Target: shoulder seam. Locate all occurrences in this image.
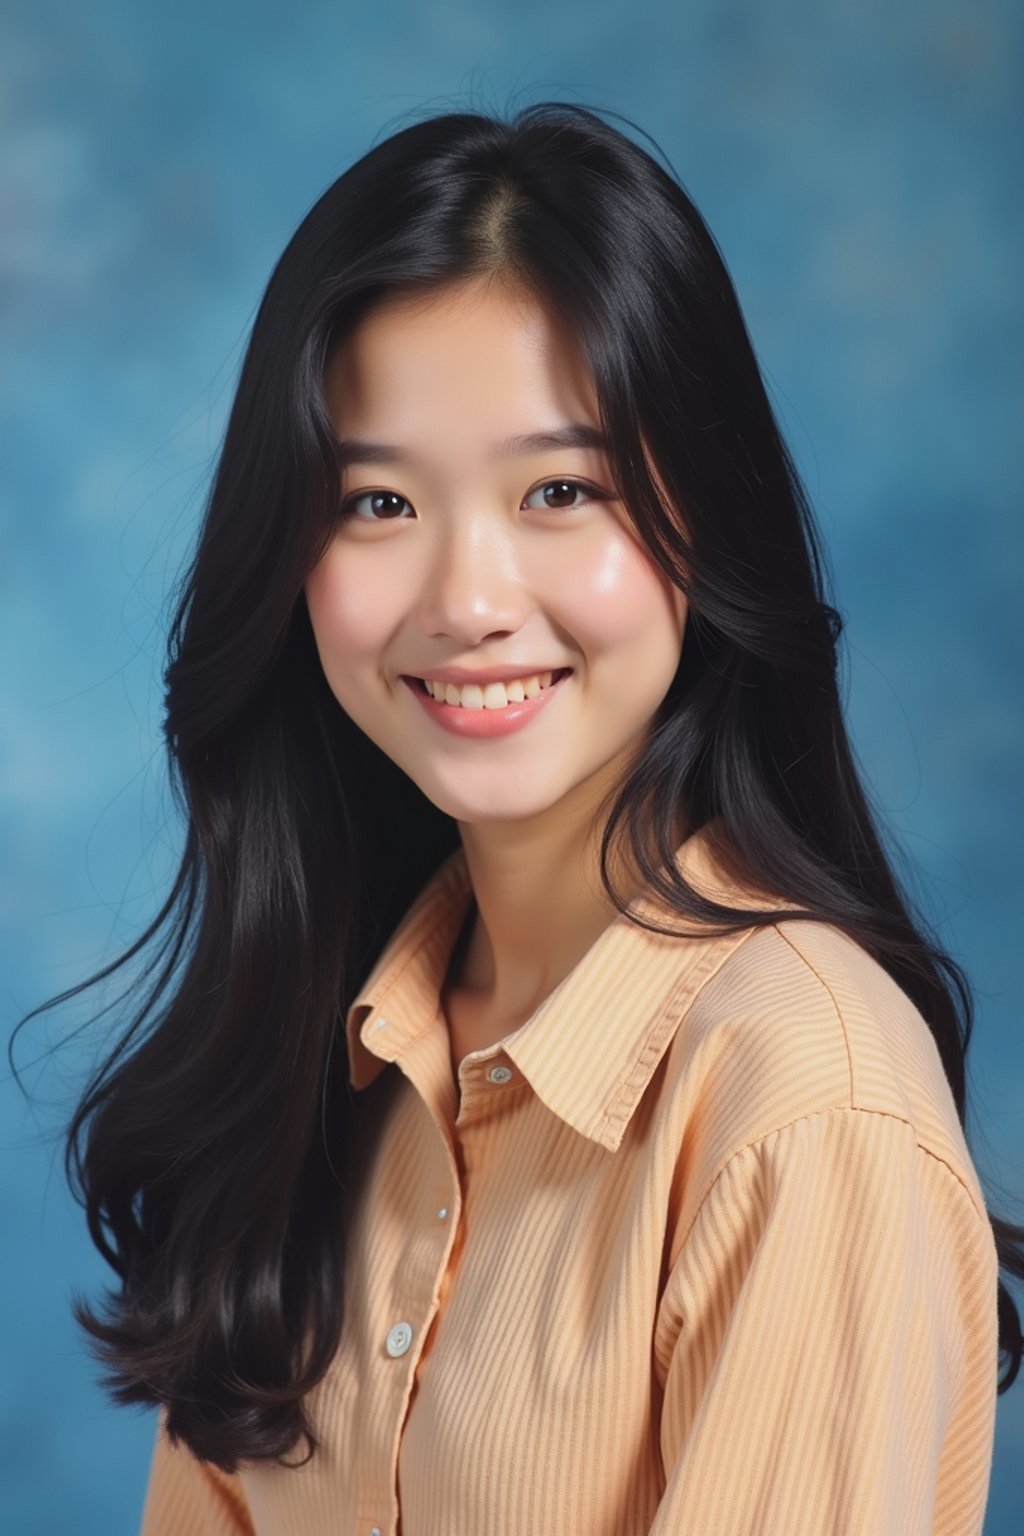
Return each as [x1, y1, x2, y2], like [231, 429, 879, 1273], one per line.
[762, 923, 985, 1224]
[674, 1104, 989, 1262]
[769, 920, 855, 1102]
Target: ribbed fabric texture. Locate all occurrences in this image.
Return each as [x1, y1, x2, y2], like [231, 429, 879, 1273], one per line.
[139, 819, 999, 1535]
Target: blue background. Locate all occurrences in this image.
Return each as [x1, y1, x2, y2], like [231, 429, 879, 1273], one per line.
[2, 1, 1021, 1529]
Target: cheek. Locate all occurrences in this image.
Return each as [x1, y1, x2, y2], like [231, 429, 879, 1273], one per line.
[562, 532, 684, 661]
[305, 551, 390, 666]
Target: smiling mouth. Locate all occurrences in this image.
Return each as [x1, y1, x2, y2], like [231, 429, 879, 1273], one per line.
[406, 668, 572, 708]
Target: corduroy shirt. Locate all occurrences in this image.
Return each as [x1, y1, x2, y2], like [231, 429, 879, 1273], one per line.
[139, 819, 999, 1535]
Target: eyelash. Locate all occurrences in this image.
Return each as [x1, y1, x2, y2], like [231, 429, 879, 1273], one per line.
[337, 477, 611, 523]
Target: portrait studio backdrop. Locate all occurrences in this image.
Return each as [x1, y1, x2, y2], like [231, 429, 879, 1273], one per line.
[2, 1, 1021, 1531]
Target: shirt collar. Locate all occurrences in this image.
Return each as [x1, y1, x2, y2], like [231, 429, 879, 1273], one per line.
[345, 816, 788, 1151]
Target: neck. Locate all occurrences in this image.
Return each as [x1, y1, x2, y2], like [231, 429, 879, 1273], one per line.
[448, 766, 687, 1025]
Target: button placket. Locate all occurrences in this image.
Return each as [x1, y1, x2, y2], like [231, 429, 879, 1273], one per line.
[359, 1018, 464, 1536]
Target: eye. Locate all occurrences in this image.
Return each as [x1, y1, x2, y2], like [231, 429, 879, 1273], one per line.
[339, 489, 413, 522]
[337, 477, 611, 523]
[522, 478, 607, 512]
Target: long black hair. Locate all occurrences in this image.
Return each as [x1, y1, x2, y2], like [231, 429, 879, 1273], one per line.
[12, 100, 1022, 1472]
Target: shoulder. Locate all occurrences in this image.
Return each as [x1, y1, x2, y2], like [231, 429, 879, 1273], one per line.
[666, 917, 986, 1224]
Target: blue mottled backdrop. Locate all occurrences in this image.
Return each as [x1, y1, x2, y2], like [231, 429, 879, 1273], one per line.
[2, 1, 1021, 1530]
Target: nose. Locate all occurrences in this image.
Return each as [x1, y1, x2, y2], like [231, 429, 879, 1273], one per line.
[416, 515, 531, 644]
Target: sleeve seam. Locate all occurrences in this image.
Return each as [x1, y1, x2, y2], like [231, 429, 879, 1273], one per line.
[767, 921, 988, 1228]
[672, 1103, 987, 1265]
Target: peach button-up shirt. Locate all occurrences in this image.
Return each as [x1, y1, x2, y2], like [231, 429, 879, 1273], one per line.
[140, 819, 999, 1535]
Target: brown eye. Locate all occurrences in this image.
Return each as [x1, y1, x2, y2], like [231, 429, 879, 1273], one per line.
[341, 490, 411, 522]
[523, 478, 601, 512]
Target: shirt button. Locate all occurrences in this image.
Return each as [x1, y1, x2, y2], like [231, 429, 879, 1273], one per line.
[488, 1064, 513, 1084]
[375, 1017, 389, 1030]
[370, 1528, 381, 1536]
[437, 1206, 448, 1219]
[386, 1320, 414, 1357]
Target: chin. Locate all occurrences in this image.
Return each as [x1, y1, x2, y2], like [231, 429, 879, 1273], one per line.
[415, 780, 571, 826]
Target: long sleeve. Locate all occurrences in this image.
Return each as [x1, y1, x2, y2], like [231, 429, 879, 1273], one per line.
[139, 1407, 254, 1536]
[649, 1107, 999, 1535]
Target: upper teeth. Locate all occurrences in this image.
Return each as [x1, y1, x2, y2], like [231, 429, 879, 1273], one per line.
[423, 671, 561, 708]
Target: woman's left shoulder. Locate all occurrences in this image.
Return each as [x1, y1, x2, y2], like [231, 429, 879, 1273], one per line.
[680, 916, 987, 1222]
[697, 914, 936, 1060]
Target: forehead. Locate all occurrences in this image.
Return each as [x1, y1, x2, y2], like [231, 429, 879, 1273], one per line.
[322, 275, 601, 439]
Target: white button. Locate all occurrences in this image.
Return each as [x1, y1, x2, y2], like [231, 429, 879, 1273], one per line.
[437, 1206, 448, 1219]
[370, 1527, 381, 1535]
[375, 1017, 389, 1030]
[385, 1320, 413, 1357]
[488, 1064, 513, 1084]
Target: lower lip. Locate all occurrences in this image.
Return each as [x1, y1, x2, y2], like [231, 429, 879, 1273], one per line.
[401, 670, 573, 737]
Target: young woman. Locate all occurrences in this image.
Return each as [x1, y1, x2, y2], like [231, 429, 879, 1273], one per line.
[18, 101, 1022, 1534]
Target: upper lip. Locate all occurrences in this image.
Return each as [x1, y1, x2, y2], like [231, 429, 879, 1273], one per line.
[405, 664, 573, 685]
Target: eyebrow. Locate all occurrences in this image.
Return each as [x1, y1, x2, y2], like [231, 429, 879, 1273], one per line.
[332, 423, 611, 468]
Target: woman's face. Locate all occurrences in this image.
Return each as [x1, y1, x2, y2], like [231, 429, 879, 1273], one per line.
[305, 274, 688, 830]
